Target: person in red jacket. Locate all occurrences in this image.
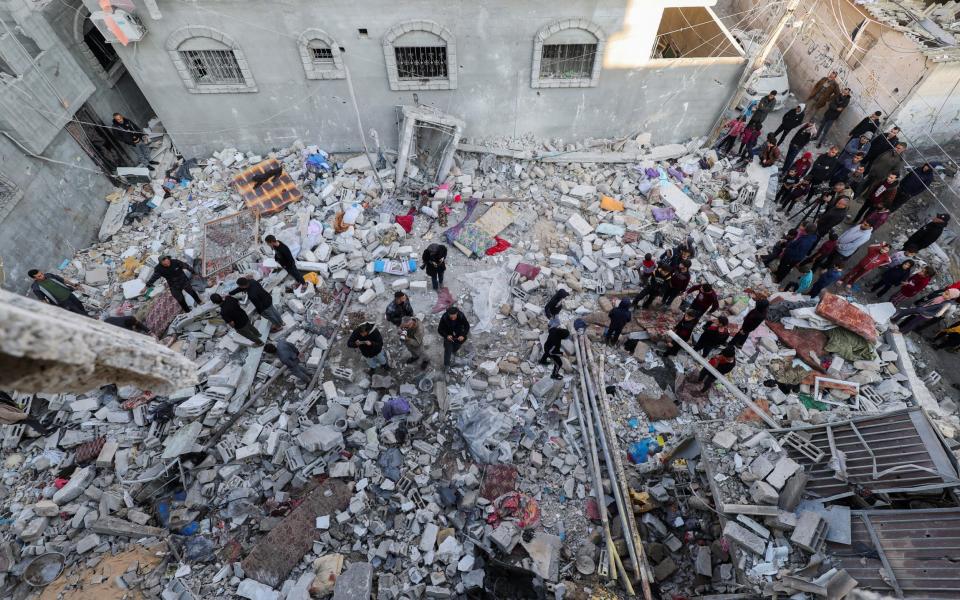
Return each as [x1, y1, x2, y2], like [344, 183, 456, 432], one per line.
[842, 242, 891, 287]
[891, 266, 935, 304]
[853, 172, 899, 223]
[661, 261, 692, 308]
[864, 206, 891, 230]
[697, 346, 736, 392]
[684, 282, 720, 318]
[791, 151, 814, 178]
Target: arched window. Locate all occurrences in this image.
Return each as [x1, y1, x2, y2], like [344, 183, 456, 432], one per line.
[532, 19, 605, 89]
[382, 20, 456, 91]
[298, 29, 345, 80]
[166, 26, 256, 94]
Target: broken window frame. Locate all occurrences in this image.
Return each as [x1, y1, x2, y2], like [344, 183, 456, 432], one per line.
[650, 7, 744, 61]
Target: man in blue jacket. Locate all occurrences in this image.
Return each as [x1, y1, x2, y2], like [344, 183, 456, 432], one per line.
[774, 227, 818, 283]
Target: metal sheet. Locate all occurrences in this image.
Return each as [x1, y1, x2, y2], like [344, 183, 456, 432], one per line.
[827, 508, 960, 599]
[775, 408, 959, 499]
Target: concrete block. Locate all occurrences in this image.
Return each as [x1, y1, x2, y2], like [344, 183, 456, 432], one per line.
[722, 521, 766, 556]
[76, 533, 100, 554]
[765, 456, 802, 490]
[331, 562, 373, 600]
[749, 481, 779, 505]
[237, 578, 279, 600]
[712, 429, 738, 450]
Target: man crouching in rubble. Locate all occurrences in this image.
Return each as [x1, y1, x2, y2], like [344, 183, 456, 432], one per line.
[438, 305, 470, 368]
[348, 322, 390, 374]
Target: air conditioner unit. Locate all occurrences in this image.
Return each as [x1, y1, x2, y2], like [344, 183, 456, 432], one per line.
[90, 9, 147, 45]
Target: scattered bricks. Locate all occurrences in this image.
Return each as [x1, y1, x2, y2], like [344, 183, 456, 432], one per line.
[53, 466, 94, 505]
[489, 522, 520, 553]
[19, 517, 48, 542]
[749, 481, 779, 505]
[580, 256, 599, 272]
[749, 456, 775, 480]
[358, 289, 377, 304]
[236, 444, 262, 461]
[712, 429, 738, 450]
[89, 517, 165, 538]
[420, 523, 440, 552]
[566, 214, 593, 238]
[242, 480, 350, 588]
[791, 511, 828, 553]
[780, 431, 826, 463]
[549, 253, 568, 266]
[76, 533, 100, 554]
[778, 472, 808, 512]
[299, 425, 343, 453]
[331, 562, 373, 600]
[694, 546, 711, 577]
[735, 515, 771, 539]
[765, 457, 802, 490]
[323, 381, 339, 401]
[722, 521, 767, 556]
[331, 367, 353, 381]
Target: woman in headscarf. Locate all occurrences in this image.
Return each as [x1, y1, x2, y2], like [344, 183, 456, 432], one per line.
[892, 288, 960, 334]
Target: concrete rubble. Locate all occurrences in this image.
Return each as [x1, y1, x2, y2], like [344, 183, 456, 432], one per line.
[1, 124, 959, 600]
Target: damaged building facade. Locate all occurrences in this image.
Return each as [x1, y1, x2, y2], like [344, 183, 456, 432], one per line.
[0, 0, 151, 289]
[77, 0, 748, 158]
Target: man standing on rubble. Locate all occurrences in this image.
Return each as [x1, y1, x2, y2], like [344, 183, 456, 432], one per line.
[422, 243, 448, 291]
[539, 326, 570, 380]
[693, 316, 730, 356]
[28, 270, 89, 316]
[399, 316, 428, 368]
[113, 112, 155, 169]
[264, 235, 306, 289]
[348, 322, 390, 373]
[661, 260, 692, 308]
[438, 306, 470, 368]
[664, 310, 700, 356]
[904, 213, 950, 251]
[697, 346, 737, 392]
[145, 256, 203, 314]
[544, 288, 569, 320]
[730, 298, 769, 348]
[210, 293, 264, 346]
[264, 341, 312, 384]
[683, 282, 719, 319]
[604, 299, 633, 346]
[230, 277, 283, 332]
[385, 291, 414, 327]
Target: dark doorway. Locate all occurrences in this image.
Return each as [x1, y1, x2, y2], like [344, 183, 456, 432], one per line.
[65, 103, 129, 181]
[83, 17, 120, 72]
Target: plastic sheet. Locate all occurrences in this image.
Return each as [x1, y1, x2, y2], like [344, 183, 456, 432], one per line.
[464, 267, 512, 332]
[456, 401, 514, 464]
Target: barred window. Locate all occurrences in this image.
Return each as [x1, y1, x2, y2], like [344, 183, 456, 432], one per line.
[394, 46, 448, 80]
[310, 46, 334, 66]
[180, 49, 244, 85]
[0, 172, 18, 201]
[540, 44, 595, 79]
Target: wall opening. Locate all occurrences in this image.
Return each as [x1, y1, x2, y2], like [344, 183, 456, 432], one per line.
[653, 7, 741, 59]
[83, 16, 119, 72]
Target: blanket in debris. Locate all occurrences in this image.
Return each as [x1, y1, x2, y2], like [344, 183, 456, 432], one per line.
[824, 327, 876, 362]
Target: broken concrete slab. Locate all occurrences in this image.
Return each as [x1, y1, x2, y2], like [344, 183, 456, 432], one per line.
[89, 516, 166, 538]
[331, 562, 373, 600]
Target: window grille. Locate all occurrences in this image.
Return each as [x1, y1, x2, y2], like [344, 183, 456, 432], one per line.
[394, 46, 447, 80]
[0, 172, 20, 208]
[310, 46, 334, 66]
[540, 44, 595, 79]
[179, 49, 244, 85]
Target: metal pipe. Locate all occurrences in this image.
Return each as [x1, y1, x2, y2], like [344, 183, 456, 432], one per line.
[667, 330, 778, 428]
[586, 340, 653, 600]
[572, 385, 618, 581]
[575, 334, 642, 588]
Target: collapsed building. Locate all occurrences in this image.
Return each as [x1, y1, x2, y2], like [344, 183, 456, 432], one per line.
[1, 102, 959, 600]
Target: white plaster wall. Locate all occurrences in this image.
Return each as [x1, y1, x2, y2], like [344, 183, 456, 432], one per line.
[84, 0, 747, 157]
[895, 63, 960, 155]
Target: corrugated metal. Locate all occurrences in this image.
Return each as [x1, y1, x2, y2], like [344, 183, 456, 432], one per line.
[777, 408, 959, 500]
[828, 508, 960, 599]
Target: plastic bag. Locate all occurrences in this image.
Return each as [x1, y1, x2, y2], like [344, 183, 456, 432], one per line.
[395, 213, 414, 233]
[457, 401, 513, 464]
[382, 397, 410, 420]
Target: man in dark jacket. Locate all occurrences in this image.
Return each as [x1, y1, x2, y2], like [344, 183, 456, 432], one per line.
[665, 311, 700, 356]
[229, 277, 282, 330]
[771, 105, 805, 145]
[661, 261, 692, 308]
[817, 88, 851, 147]
[693, 316, 730, 357]
[633, 265, 671, 309]
[804, 147, 840, 201]
[775, 230, 818, 282]
[604, 299, 632, 346]
[113, 112, 153, 168]
[848, 111, 882, 141]
[864, 142, 906, 190]
[28, 270, 88, 316]
[539, 326, 570, 380]
[862, 128, 900, 169]
[348, 322, 389, 372]
[783, 123, 816, 176]
[854, 173, 899, 223]
[146, 255, 203, 313]
[438, 306, 470, 367]
[422, 243, 448, 290]
[265, 340, 312, 384]
[890, 163, 934, 213]
[814, 197, 849, 240]
[905, 214, 950, 251]
[684, 283, 719, 318]
[731, 298, 769, 347]
[385, 291, 414, 327]
[210, 293, 263, 345]
[749, 91, 778, 127]
[264, 235, 306, 288]
[544, 289, 569, 319]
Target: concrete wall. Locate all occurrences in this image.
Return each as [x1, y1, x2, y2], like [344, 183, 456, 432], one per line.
[895, 63, 960, 163]
[87, 0, 746, 157]
[0, 0, 152, 294]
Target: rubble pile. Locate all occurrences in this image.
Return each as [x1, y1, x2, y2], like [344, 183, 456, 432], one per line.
[2, 118, 959, 600]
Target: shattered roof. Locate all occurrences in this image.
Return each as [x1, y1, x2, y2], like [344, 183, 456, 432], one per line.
[828, 507, 960, 599]
[857, 0, 960, 62]
[776, 407, 960, 501]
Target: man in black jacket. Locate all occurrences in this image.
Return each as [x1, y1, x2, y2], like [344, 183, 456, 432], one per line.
[770, 105, 805, 146]
[422, 243, 448, 290]
[539, 326, 570, 380]
[230, 277, 283, 331]
[748, 91, 777, 127]
[862, 127, 900, 169]
[848, 111, 882, 142]
[210, 293, 264, 345]
[348, 322, 389, 372]
[904, 214, 950, 251]
[814, 197, 849, 241]
[146, 256, 202, 313]
[817, 88, 851, 147]
[264, 235, 306, 288]
[385, 291, 414, 327]
[438, 306, 470, 368]
[804, 146, 840, 200]
[112, 112, 154, 168]
[28, 270, 88, 316]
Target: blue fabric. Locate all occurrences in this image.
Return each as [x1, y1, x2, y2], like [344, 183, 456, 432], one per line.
[783, 234, 818, 263]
